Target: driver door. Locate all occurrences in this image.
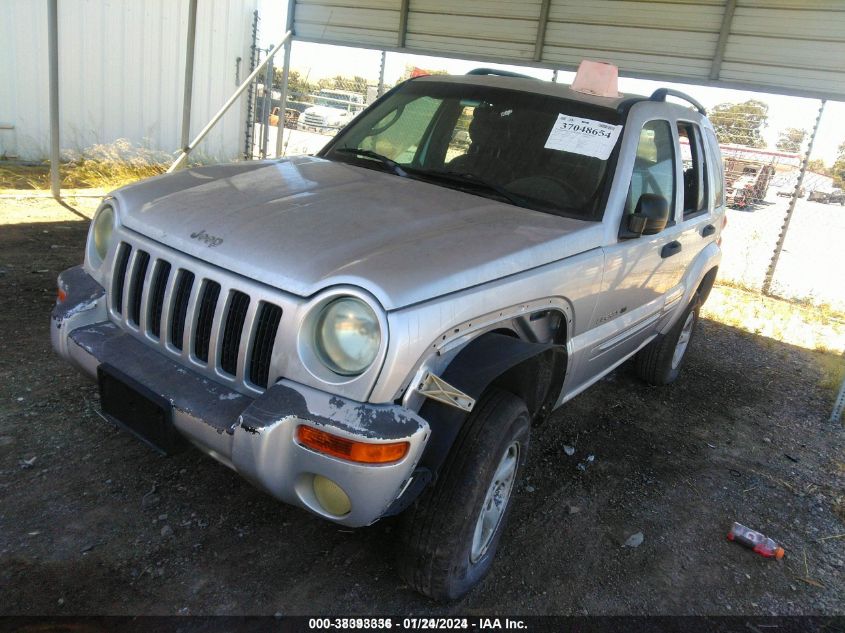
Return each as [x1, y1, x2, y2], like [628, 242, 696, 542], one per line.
[584, 118, 687, 376]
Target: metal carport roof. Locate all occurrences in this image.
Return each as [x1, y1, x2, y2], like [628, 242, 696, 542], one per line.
[288, 0, 845, 102]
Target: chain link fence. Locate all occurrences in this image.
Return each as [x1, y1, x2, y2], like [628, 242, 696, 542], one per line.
[710, 98, 844, 311]
[247, 46, 386, 160]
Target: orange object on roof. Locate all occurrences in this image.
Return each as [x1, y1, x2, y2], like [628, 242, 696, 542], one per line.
[571, 60, 620, 98]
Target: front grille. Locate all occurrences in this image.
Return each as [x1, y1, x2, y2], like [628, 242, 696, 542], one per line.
[221, 291, 250, 376]
[303, 113, 325, 126]
[250, 303, 282, 388]
[128, 251, 150, 326]
[170, 270, 195, 350]
[194, 281, 221, 363]
[112, 243, 132, 315]
[148, 261, 171, 339]
[108, 240, 284, 392]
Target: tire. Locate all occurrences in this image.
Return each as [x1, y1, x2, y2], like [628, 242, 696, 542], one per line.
[396, 388, 530, 601]
[635, 295, 701, 385]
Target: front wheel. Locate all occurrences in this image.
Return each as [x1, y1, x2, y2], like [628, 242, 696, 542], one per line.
[396, 389, 530, 601]
[635, 296, 701, 385]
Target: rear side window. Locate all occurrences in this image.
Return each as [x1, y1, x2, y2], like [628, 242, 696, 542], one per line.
[677, 122, 708, 217]
[625, 120, 676, 216]
[704, 127, 725, 207]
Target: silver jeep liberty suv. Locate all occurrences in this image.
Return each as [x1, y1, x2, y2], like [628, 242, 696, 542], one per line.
[52, 66, 725, 600]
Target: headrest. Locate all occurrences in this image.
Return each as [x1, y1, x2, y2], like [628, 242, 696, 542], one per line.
[468, 104, 513, 147]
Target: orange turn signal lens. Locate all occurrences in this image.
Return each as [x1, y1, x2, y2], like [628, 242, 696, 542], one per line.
[296, 425, 409, 464]
[56, 287, 67, 304]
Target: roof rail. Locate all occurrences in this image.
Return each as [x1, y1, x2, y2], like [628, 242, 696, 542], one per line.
[649, 88, 706, 115]
[466, 68, 537, 80]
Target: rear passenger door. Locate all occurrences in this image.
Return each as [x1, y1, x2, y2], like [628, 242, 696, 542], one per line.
[672, 120, 718, 298]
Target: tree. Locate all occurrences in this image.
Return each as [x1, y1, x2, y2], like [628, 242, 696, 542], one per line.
[806, 158, 830, 176]
[709, 100, 769, 148]
[775, 127, 806, 153]
[317, 75, 369, 94]
[831, 141, 845, 189]
[272, 69, 316, 103]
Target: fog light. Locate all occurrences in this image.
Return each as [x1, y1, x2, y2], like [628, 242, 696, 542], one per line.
[313, 474, 352, 516]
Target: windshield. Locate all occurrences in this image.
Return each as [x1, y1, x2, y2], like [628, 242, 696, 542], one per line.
[321, 80, 624, 220]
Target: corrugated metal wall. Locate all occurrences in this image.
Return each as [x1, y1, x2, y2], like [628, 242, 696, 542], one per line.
[290, 0, 845, 101]
[0, 0, 258, 162]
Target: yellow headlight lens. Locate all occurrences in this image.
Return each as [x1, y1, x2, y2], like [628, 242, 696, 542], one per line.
[92, 205, 115, 263]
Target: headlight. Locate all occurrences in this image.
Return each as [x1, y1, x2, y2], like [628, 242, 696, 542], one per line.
[89, 204, 115, 266]
[314, 297, 381, 375]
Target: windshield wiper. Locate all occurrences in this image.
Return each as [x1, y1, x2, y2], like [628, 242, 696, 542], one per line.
[409, 169, 529, 208]
[334, 147, 407, 177]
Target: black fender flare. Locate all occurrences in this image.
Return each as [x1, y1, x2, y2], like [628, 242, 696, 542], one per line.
[384, 332, 566, 516]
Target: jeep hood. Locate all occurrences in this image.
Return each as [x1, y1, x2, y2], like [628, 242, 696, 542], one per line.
[114, 156, 604, 310]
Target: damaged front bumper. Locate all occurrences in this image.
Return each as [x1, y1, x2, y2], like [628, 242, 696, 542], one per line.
[51, 266, 430, 527]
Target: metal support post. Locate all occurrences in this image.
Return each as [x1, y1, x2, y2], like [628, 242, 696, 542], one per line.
[179, 0, 199, 154]
[168, 31, 292, 172]
[47, 0, 61, 199]
[552, 70, 558, 83]
[831, 366, 845, 422]
[378, 51, 387, 96]
[260, 45, 274, 158]
[273, 0, 296, 157]
[762, 99, 826, 295]
[273, 43, 292, 158]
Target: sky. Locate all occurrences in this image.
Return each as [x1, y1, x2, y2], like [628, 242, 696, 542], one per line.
[258, 0, 843, 165]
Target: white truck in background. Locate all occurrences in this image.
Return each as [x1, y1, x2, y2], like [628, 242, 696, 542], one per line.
[298, 89, 366, 133]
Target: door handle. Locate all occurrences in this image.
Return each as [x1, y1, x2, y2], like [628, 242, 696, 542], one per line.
[701, 224, 716, 237]
[661, 241, 682, 258]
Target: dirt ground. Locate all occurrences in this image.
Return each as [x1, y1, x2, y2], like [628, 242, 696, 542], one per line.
[0, 195, 843, 615]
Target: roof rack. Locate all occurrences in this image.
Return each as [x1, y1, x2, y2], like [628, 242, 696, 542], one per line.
[466, 68, 537, 80]
[649, 88, 706, 115]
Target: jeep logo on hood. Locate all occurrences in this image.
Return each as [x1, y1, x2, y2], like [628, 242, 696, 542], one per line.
[190, 229, 223, 248]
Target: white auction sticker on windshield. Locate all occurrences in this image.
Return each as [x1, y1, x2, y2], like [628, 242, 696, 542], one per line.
[544, 114, 622, 159]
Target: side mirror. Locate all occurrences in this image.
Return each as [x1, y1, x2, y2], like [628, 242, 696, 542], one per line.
[627, 193, 670, 236]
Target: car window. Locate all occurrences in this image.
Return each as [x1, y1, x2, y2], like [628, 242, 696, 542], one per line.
[625, 120, 676, 217]
[325, 81, 625, 221]
[678, 122, 707, 217]
[446, 105, 475, 163]
[356, 96, 443, 164]
[704, 127, 725, 207]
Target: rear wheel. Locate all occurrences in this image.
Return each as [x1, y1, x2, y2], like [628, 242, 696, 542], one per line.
[635, 296, 700, 385]
[396, 388, 529, 601]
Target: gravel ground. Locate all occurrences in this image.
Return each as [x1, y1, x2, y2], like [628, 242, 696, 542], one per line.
[0, 197, 843, 615]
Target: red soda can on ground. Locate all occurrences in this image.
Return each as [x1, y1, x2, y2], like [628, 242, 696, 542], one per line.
[727, 522, 785, 559]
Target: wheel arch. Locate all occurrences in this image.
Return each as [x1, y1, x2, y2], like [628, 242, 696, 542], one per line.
[413, 330, 566, 492]
[659, 243, 720, 336]
[383, 306, 569, 517]
[696, 265, 719, 305]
